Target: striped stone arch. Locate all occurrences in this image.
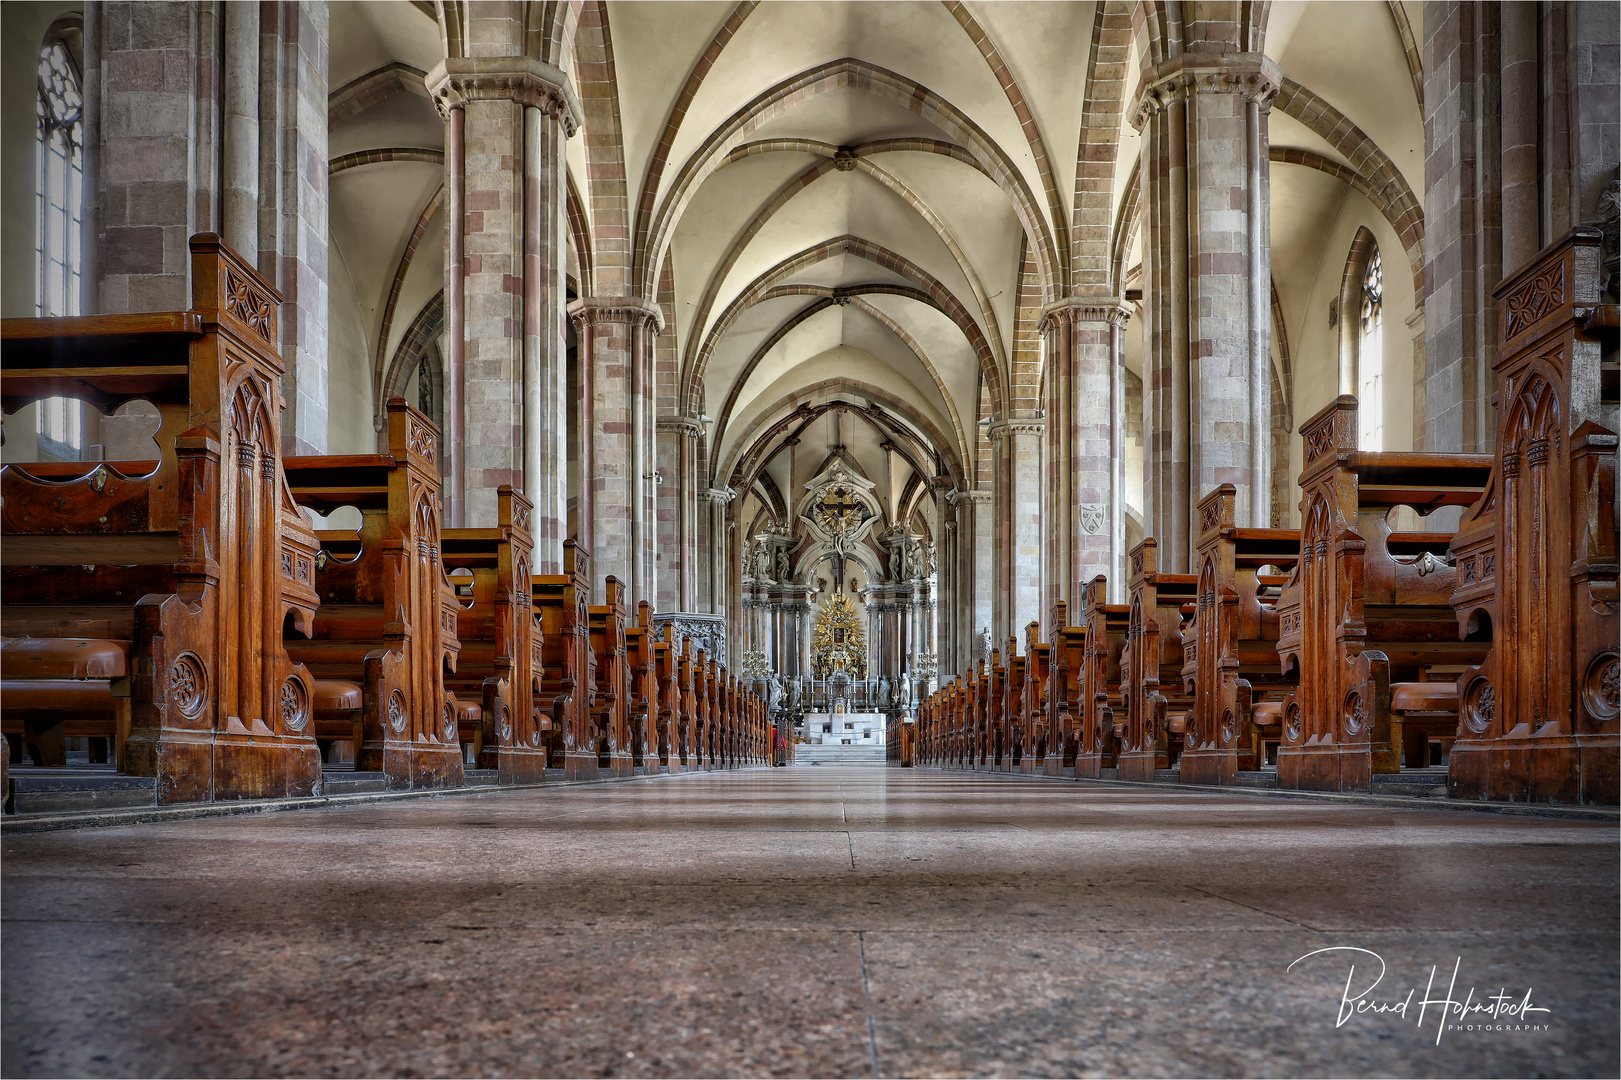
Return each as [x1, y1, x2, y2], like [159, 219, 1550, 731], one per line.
[1071, 1, 1135, 294]
[573, 0, 629, 295]
[939, 0, 1070, 291]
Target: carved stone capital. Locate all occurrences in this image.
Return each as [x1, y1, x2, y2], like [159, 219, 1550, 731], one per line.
[656, 414, 706, 439]
[1039, 297, 1132, 331]
[425, 57, 581, 135]
[1131, 53, 1282, 130]
[704, 487, 735, 506]
[986, 419, 1046, 441]
[568, 295, 665, 333]
[947, 488, 993, 507]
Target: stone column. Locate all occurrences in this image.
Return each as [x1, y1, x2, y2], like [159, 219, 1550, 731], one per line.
[89, 1, 327, 455]
[221, 1, 258, 259]
[427, 58, 578, 547]
[1133, 53, 1279, 566]
[954, 489, 993, 668]
[571, 298, 661, 601]
[260, 1, 329, 456]
[1422, 1, 1500, 458]
[90, 1, 219, 316]
[703, 487, 734, 617]
[1042, 299, 1131, 612]
[989, 420, 1043, 645]
[655, 415, 702, 611]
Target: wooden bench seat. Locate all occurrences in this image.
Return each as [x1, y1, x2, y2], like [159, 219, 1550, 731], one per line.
[1446, 228, 1618, 804]
[533, 541, 594, 778]
[1118, 540, 1197, 780]
[2, 235, 324, 804]
[1045, 602, 1085, 775]
[1177, 487, 1301, 785]
[1275, 396, 1492, 792]
[442, 486, 544, 783]
[282, 399, 462, 790]
[1076, 577, 1128, 777]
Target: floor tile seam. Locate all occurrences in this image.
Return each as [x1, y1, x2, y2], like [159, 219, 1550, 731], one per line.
[0, 770, 779, 834]
[8, 918, 1609, 939]
[910, 768, 1621, 821]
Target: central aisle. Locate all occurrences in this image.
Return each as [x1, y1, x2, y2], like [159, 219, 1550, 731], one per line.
[3, 769, 1616, 1078]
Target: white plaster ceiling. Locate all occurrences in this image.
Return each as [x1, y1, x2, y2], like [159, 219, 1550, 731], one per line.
[329, 0, 442, 88]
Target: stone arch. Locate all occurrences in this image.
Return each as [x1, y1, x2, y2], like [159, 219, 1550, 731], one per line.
[720, 381, 964, 497]
[628, 0, 759, 304]
[685, 236, 1005, 424]
[679, 146, 1005, 391]
[327, 147, 444, 176]
[380, 291, 446, 433]
[1272, 78, 1424, 293]
[573, 0, 629, 294]
[637, 58, 1060, 304]
[939, 0, 1069, 288]
[1071, 1, 1135, 293]
[369, 185, 445, 421]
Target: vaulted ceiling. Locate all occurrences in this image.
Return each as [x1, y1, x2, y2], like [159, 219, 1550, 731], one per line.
[327, 0, 1426, 533]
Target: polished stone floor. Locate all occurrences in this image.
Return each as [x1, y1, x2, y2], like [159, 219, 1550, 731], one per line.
[3, 766, 1617, 1079]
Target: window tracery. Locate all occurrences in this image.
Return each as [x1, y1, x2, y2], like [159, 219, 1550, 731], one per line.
[35, 27, 84, 458]
[1358, 249, 1383, 451]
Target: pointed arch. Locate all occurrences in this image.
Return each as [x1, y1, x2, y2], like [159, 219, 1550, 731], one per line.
[684, 235, 1005, 422]
[637, 58, 1060, 304]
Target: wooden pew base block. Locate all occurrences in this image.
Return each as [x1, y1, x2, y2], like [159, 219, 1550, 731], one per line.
[563, 750, 600, 780]
[1180, 747, 1241, 786]
[377, 740, 465, 791]
[493, 746, 548, 785]
[1277, 741, 1373, 793]
[1074, 752, 1104, 778]
[127, 728, 322, 803]
[1448, 734, 1619, 805]
[1116, 749, 1159, 782]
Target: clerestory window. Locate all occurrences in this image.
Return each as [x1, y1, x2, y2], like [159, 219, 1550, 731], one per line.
[35, 27, 84, 458]
[1358, 249, 1383, 451]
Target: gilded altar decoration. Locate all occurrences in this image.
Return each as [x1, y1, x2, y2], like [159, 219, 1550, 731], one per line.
[811, 592, 867, 679]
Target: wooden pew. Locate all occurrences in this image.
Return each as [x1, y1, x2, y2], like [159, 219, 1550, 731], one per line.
[984, 648, 1007, 770]
[1047, 601, 1086, 776]
[1001, 637, 1029, 771]
[588, 578, 634, 777]
[1116, 539, 1198, 781]
[1447, 227, 1619, 804]
[653, 634, 680, 772]
[534, 541, 594, 779]
[694, 650, 715, 770]
[625, 601, 662, 774]
[441, 485, 545, 783]
[1021, 622, 1053, 774]
[2, 235, 323, 802]
[1075, 576, 1128, 778]
[1177, 487, 1300, 785]
[1274, 398, 1492, 792]
[675, 638, 698, 770]
[281, 399, 463, 790]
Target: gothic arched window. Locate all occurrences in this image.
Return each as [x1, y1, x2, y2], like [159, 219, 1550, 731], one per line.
[36, 23, 84, 457]
[1358, 249, 1383, 450]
